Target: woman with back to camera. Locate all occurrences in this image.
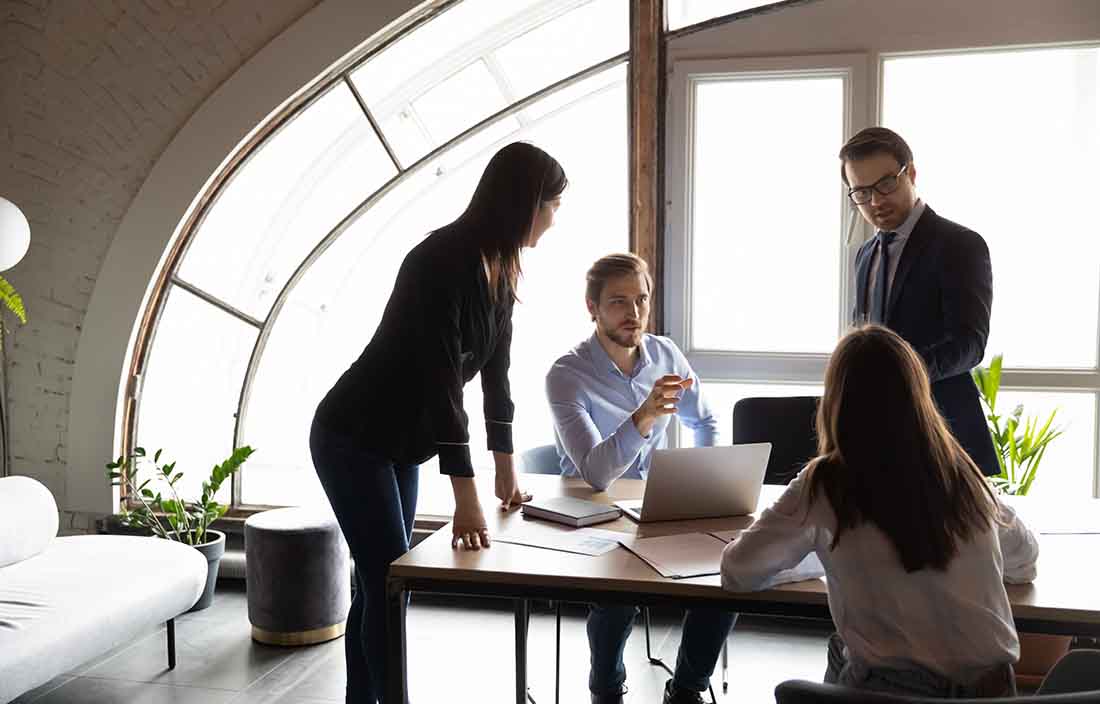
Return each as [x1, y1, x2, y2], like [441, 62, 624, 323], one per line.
[310, 142, 566, 704]
[721, 325, 1038, 698]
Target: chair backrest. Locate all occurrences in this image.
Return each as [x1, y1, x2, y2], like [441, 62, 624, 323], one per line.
[1036, 649, 1100, 695]
[731, 396, 819, 485]
[774, 679, 1100, 704]
[519, 444, 562, 475]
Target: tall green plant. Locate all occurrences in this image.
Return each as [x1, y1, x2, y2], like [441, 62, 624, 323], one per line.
[105, 445, 255, 545]
[972, 354, 1061, 495]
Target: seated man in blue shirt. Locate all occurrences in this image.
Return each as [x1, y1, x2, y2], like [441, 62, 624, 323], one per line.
[546, 253, 736, 704]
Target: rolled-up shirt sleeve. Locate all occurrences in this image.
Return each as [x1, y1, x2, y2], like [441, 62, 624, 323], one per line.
[722, 475, 824, 591]
[481, 310, 515, 455]
[668, 341, 719, 447]
[546, 365, 648, 492]
[997, 499, 1039, 584]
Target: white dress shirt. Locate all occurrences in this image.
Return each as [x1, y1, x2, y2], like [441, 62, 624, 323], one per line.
[721, 470, 1039, 681]
[545, 333, 718, 491]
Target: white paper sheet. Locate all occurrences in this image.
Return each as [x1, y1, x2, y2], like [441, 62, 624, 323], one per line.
[494, 525, 626, 556]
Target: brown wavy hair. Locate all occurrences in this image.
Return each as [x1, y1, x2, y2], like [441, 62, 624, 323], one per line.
[447, 142, 567, 302]
[804, 325, 996, 572]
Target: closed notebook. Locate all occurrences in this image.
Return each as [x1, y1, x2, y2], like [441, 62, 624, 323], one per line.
[521, 497, 622, 527]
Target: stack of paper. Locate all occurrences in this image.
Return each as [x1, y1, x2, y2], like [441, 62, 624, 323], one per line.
[618, 533, 727, 579]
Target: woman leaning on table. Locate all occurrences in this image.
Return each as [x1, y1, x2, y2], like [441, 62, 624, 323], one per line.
[310, 142, 566, 704]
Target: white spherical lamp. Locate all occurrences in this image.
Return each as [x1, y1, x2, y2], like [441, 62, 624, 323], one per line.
[0, 197, 31, 272]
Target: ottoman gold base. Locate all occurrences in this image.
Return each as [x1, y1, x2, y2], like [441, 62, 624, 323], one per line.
[251, 621, 346, 646]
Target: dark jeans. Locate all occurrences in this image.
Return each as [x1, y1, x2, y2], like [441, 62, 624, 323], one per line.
[825, 633, 1016, 699]
[588, 603, 736, 696]
[311, 421, 419, 704]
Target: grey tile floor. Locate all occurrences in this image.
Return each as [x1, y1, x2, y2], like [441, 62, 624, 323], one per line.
[13, 583, 832, 703]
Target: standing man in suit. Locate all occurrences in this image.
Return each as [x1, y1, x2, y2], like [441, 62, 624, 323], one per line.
[841, 126, 998, 476]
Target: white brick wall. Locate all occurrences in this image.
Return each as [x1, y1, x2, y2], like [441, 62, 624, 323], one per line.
[1, 0, 321, 530]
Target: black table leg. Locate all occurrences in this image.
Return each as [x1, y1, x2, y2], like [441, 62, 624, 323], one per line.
[386, 577, 408, 704]
[515, 599, 530, 704]
[555, 602, 562, 704]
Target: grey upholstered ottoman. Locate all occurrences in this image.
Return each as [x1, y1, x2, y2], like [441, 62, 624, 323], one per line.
[244, 506, 350, 645]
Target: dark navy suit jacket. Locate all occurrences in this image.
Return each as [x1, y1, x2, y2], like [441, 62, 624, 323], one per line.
[853, 205, 998, 476]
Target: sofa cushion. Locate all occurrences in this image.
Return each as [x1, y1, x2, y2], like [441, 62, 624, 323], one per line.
[0, 476, 59, 569]
[0, 535, 207, 702]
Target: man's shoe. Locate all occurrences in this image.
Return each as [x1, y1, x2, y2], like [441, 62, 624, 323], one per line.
[663, 679, 705, 704]
[591, 689, 625, 704]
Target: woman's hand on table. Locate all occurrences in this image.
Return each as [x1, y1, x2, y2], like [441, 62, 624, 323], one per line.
[493, 451, 533, 511]
[450, 476, 490, 550]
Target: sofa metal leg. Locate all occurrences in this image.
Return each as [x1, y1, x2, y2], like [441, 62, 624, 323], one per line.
[167, 619, 176, 670]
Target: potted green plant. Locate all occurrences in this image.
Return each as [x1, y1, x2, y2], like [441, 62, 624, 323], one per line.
[972, 354, 1062, 496]
[972, 354, 1065, 687]
[105, 445, 255, 611]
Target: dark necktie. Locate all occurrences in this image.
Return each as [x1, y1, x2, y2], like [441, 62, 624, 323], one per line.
[869, 231, 897, 324]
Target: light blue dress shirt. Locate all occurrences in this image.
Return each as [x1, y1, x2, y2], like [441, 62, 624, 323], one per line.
[545, 333, 719, 491]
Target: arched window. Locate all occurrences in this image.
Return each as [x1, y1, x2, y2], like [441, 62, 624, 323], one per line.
[131, 0, 630, 515]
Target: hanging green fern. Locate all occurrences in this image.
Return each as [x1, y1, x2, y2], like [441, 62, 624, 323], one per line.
[0, 275, 26, 324]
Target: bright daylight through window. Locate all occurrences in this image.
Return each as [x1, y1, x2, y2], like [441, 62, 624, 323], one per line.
[136, 0, 629, 515]
[883, 44, 1099, 498]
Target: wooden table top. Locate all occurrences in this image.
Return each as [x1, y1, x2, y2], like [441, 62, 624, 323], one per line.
[391, 474, 1100, 629]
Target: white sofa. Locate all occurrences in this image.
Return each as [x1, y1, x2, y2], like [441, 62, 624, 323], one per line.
[0, 475, 207, 703]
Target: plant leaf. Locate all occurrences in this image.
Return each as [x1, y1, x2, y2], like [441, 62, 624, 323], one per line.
[987, 354, 1002, 410]
[0, 274, 27, 324]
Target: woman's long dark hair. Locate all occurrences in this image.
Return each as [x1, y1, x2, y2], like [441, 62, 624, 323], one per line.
[804, 325, 997, 572]
[446, 142, 567, 302]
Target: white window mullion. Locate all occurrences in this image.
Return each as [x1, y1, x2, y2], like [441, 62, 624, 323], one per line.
[666, 53, 869, 383]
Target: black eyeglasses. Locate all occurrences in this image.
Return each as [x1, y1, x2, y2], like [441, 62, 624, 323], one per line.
[847, 164, 908, 205]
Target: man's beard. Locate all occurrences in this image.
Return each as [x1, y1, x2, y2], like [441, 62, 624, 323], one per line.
[605, 325, 642, 349]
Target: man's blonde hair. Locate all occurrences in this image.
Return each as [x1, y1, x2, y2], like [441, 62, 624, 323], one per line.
[585, 253, 653, 305]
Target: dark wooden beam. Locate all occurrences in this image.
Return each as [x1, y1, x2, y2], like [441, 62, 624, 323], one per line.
[629, 0, 665, 333]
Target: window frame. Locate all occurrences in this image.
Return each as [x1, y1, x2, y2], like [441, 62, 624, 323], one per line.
[877, 44, 1100, 497]
[123, 0, 631, 520]
[121, 2, 1100, 525]
[664, 53, 870, 384]
[665, 44, 1100, 497]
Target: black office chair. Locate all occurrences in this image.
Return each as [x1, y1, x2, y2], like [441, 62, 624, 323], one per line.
[775, 651, 1100, 703]
[731, 396, 820, 486]
[715, 396, 821, 692]
[1037, 649, 1100, 695]
[774, 677, 1100, 704]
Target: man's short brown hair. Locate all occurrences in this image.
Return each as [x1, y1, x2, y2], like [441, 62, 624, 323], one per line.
[838, 127, 914, 185]
[585, 253, 652, 305]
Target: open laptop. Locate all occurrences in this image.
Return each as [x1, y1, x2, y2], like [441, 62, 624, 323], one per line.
[614, 443, 771, 522]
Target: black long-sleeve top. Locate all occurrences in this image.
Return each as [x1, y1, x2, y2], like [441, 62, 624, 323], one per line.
[313, 227, 514, 477]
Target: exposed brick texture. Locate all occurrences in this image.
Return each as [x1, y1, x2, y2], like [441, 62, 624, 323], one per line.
[0, 0, 322, 517]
